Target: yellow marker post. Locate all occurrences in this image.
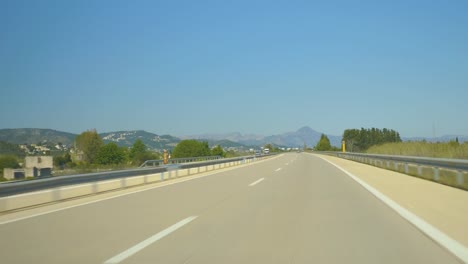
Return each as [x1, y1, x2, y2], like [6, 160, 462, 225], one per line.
[163, 149, 168, 164]
[342, 141, 346, 153]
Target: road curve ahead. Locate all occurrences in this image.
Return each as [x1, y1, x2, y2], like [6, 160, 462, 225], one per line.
[0, 153, 462, 264]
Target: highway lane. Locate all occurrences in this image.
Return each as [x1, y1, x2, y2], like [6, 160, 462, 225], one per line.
[0, 153, 461, 263]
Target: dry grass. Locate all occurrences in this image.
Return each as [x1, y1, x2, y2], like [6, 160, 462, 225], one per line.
[366, 141, 468, 160]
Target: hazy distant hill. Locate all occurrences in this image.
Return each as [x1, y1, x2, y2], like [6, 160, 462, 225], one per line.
[182, 132, 264, 144]
[263, 126, 342, 148]
[0, 128, 76, 145]
[100, 130, 180, 151]
[0, 129, 255, 152]
[0, 141, 23, 156]
[184, 126, 342, 148]
[200, 139, 253, 149]
[4, 128, 463, 153]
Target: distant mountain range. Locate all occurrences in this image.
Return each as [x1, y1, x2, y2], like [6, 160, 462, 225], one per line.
[264, 126, 342, 148]
[0, 128, 465, 152]
[0, 128, 76, 145]
[0, 129, 250, 151]
[0, 129, 181, 151]
[183, 126, 342, 148]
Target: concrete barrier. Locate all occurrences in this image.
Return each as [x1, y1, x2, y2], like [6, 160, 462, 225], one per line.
[0, 155, 274, 213]
[333, 154, 468, 191]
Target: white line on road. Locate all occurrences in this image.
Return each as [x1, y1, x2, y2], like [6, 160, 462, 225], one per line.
[275, 168, 282, 172]
[318, 156, 468, 263]
[103, 216, 198, 264]
[0, 165, 252, 225]
[248, 178, 265, 187]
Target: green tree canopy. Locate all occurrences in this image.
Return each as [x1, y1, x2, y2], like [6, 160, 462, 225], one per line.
[315, 134, 332, 151]
[342, 127, 402, 152]
[54, 153, 72, 168]
[263, 144, 273, 150]
[129, 139, 159, 165]
[95, 142, 127, 165]
[130, 139, 146, 156]
[211, 145, 225, 157]
[75, 129, 104, 164]
[172, 140, 211, 158]
[0, 155, 20, 173]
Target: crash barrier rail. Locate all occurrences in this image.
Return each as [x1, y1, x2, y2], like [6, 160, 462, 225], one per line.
[322, 152, 468, 191]
[140, 155, 222, 167]
[0, 154, 275, 213]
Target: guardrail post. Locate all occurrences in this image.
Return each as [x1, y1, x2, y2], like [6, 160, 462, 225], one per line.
[456, 171, 464, 185]
[405, 163, 409, 174]
[434, 167, 440, 181]
[417, 166, 422, 176]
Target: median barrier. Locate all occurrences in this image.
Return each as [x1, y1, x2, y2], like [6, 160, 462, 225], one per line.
[0, 154, 275, 213]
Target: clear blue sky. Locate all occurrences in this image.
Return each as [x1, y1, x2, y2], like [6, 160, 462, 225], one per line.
[1, 0, 467, 138]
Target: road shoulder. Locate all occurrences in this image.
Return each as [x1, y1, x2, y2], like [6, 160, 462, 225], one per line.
[315, 154, 468, 248]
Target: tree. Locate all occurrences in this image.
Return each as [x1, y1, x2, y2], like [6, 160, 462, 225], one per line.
[129, 139, 147, 165]
[0, 155, 20, 173]
[211, 145, 225, 157]
[54, 152, 72, 169]
[263, 144, 273, 150]
[75, 129, 104, 164]
[95, 142, 126, 165]
[172, 140, 211, 158]
[342, 127, 402, 152]
[315, 134, 332, 151]
[128, 139, 159, 165]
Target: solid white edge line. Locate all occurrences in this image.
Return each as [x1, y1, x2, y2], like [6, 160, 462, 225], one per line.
[275, 168, 282, 172]
[249, 178, 265, 187]
[103, 216, 197, 264]
[318, 156, 468, 263]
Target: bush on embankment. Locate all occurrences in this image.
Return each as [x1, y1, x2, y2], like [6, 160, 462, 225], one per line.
[366, 141, 468, 160]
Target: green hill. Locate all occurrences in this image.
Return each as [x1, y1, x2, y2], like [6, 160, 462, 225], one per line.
[99, 130, 180, 151]
[0, 128, 76, 145]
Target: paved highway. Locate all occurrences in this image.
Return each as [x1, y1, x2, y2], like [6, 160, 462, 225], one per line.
[0, 153, 461, 263]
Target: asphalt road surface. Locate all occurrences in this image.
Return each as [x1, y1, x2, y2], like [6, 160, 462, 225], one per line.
[0, 153, 461, 264]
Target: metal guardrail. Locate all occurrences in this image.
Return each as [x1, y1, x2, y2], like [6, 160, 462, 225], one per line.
[320, 151, 468, 190]
[0, 153, 276, 197]
[0, 167, 167, 197]
[327, 152, 468, 171]
[140, 155, 222, 167]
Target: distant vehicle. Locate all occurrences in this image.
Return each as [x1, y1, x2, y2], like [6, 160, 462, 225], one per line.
[263, 148, 270, 154]
[255, 151, 261, 156]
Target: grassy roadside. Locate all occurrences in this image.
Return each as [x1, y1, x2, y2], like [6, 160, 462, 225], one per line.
[366, 141, 468, 159]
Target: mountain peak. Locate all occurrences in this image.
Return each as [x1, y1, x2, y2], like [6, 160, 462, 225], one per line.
[297, 126, 315, 133]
